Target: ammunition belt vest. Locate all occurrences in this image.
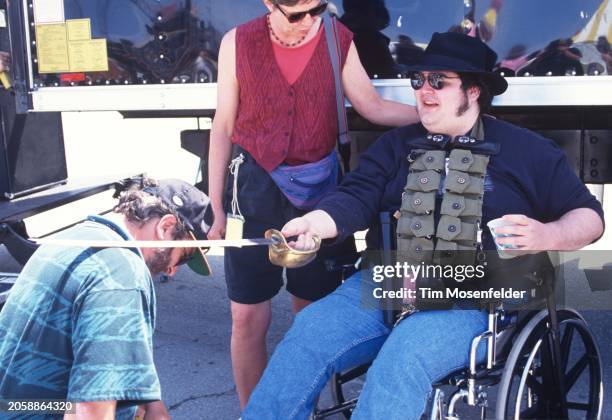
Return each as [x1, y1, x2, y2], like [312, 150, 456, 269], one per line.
[397, 146, 491, 269]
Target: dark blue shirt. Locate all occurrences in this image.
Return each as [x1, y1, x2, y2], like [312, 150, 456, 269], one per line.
[318, 116, 604, 250]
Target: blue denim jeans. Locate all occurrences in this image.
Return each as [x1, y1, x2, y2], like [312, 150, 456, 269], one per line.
[243, 271, 488, 420]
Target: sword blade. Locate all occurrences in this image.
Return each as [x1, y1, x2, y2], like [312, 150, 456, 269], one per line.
[33, 238, 275, 248]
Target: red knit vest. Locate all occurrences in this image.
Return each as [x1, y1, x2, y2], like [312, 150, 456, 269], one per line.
[232, 15, 352, 172]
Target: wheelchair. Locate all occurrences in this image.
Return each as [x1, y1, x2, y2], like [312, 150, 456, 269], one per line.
[312, 215, 603, 420]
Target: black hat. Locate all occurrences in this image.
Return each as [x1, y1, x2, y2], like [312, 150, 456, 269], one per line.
[405, 32, 508, 96]
[144, 179, 213, 276]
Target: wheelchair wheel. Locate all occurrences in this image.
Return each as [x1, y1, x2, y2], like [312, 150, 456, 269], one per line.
[310, 374, 355, 420]
[312, 363, 370, 420]
[495, 309, 603, 419]
[327, 373, 352, 419]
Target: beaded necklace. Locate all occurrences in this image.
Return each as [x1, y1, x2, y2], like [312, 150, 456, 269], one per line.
[267, 14, 308, 48]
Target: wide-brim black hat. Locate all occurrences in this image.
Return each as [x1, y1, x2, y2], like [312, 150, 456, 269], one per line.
[405, 32, 508, 96]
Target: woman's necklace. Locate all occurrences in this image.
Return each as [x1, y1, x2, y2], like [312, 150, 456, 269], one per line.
[267, 14, 307, 48]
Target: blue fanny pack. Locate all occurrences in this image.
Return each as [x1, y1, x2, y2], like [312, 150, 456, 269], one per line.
[269, 151, 339, 210]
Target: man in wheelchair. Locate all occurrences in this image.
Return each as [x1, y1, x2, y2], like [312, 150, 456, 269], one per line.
[242, 32, 605, 419]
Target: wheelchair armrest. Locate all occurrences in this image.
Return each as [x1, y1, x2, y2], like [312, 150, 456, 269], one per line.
[484, 251, 554, 280]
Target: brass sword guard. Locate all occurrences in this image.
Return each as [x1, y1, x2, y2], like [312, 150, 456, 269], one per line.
[265, 229, 321, 268]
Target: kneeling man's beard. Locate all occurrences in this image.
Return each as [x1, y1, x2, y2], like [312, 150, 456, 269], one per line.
[146, 248, 173, 275]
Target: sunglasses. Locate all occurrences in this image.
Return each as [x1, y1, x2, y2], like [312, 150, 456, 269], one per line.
[410, 72, 460, 90]
[276, 1, 328, 24]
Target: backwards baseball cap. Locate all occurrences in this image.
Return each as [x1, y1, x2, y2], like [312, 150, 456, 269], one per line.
[143, 179, 213, 276]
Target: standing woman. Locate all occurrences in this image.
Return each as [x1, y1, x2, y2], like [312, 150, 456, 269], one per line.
[208, 0, 419, 409]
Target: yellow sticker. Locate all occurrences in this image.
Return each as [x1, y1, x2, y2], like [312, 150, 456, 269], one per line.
[68, 39, 109, 72]
[66, 18, 91, 41]
[225, 214, 244, 241]
[35, 23, 70, 73]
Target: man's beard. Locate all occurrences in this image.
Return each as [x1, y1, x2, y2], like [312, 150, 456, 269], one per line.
[456, 89, 470, 116]
[145, 247, 173, 275]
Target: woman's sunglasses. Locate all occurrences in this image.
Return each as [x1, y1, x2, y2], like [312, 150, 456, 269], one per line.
[410, 72, 460, 90]
[276, 1, 328, 24]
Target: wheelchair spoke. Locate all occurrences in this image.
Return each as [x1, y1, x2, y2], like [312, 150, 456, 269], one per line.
[525, 374, 543, 395]
[518, 404, 543, 419]
[330, 372, 360, 420]
[560, 324, 574, 372]
[337, 363, 370, 383]
[567, 401, 590, 411]
[564, 354, 589, 392]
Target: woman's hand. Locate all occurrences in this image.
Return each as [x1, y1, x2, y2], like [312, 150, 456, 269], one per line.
[0, 52, 11, 72]
[207, 212, 226, 240]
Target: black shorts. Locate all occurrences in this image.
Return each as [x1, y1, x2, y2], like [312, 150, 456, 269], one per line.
[224, 149, 357, 304]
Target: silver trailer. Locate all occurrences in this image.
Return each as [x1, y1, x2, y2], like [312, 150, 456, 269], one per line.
[0, 0, 611, 265]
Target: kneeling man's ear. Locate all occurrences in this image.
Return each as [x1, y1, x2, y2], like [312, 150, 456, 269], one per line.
[156, 214, 179, 239]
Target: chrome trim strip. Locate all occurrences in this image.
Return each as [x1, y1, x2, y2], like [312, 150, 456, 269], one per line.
[21, 0, 34, 88]
[30, 76, 612, 112]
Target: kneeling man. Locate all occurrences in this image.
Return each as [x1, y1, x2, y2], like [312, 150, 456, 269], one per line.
[0, 178, 212, 419]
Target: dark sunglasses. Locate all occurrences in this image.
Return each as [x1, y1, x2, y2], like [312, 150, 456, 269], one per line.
[410, 72, 460, 90]
[277, 1, 328, 24]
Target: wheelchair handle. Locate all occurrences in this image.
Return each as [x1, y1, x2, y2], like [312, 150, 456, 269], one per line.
[469, 330, 493, 406]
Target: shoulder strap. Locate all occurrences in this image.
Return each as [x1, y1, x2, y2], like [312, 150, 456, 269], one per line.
[323, 14, 350, 146]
